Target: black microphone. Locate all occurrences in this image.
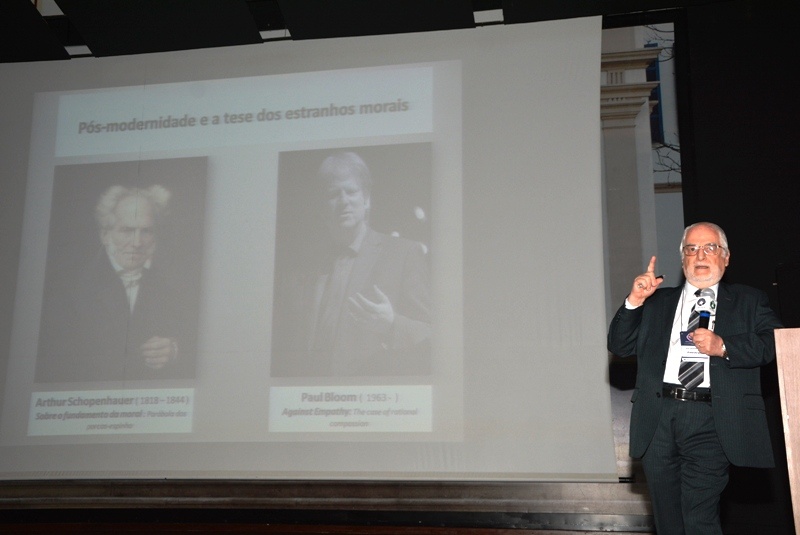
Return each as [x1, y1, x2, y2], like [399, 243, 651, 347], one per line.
[695, 288, 716, 329]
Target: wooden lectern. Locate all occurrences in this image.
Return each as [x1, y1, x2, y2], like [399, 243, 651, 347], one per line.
[775, 328, 800, 532]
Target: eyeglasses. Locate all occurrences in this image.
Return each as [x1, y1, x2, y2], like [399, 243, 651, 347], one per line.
[682, 243, 724, 256]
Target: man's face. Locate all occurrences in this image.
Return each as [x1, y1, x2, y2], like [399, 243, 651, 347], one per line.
[102, 195, 157, 271]
[682, 224, 729, 288]
[324, 173, 370, 234]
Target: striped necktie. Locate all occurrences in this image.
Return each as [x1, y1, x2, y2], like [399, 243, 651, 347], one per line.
[679, 289, 704, 390]
[686, 288, 702, 331]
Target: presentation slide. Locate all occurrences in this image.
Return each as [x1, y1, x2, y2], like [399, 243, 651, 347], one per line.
[0, 16, 617, 481]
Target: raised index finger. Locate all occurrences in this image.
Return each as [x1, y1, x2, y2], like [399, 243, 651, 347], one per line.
[646, 255, 657, 275]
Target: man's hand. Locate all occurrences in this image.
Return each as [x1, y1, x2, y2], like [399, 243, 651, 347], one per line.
[628, 255, 664, 307]
[140, 336, 177, 370]
[348, 285, 395, 334]
[690, 329, 726, 357]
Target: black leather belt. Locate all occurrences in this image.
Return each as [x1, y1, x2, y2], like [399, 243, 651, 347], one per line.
[662, 385, 712, 402]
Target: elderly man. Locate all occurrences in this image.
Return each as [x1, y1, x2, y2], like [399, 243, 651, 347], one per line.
[608, 222, 782, 534]
[36, 184, 189, 382]
[271, 151, 431, 377]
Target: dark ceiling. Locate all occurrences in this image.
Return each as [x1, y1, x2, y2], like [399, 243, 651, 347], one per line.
[1, 0, 716, 64]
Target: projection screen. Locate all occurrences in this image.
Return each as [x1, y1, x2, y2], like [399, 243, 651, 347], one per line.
[0, 16, 617, 481]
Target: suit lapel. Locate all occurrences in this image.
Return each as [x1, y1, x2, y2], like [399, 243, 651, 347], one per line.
[308, 271, 328, 346]
[650, 286, 682, 353]
[713, 281, 734, 336]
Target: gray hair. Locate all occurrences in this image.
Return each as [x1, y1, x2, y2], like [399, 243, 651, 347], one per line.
[679, 221, 729, 258]
[318, 151, 373, 198]
[95, 184, 171, 230]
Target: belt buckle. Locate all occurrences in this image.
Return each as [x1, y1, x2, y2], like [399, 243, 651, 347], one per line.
[665, 385, 683, 400]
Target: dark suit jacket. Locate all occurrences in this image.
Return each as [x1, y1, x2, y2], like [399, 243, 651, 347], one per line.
[608, 281, 782, 467]
[36, 251, 194, 382]
[271, 229, 431, 377]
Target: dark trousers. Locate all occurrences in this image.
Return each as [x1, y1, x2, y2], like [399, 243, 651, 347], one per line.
[641, 397, 730, 535]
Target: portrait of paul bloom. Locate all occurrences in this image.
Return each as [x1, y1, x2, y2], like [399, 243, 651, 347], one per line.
[270, 146, 432, 378]
[35, 158, 206, 383]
